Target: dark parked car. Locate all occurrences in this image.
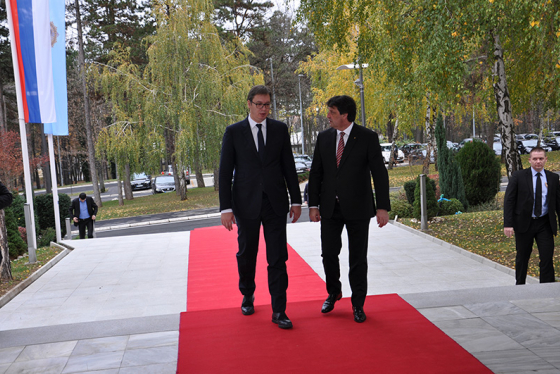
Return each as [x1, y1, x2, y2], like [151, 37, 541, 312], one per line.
[152, 175, 176, 194]
[542, 136, 560, 151]
[131, 173, 152, 191]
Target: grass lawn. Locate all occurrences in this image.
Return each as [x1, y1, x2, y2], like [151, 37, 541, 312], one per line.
[398, 210, 560, 280]
[97, 187, 219, 221]
[0, 246, 63, 297]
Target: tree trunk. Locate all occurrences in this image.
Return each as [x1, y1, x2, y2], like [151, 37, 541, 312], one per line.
[75, 0, 102, 206]
[98, 160, 106, 193]
[422, 96, 433, 175]
[116, 161, 124, 206]
[123, 163, 133, 200]
[177, 166, 187, 201]
[195, 164, 205, 188]
[0, 210, 13, 281]
[492, 31, 521, 177]
[431, 106, 438, 171]
[388, 117, 399, 170]
[213, 167, 219, 192]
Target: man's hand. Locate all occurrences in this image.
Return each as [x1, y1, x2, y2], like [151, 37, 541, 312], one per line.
[73, 217, 78, 223]
[221, 212, 236, 231]
[309, 207, 321, 222]
[290, 205, 301, 223]
[504, 227, 514, 238]
[92, 215, 96, 221]
[376, 209, 389, 228]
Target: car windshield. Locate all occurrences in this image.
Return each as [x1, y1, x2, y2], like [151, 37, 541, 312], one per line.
[380, 145, 392, 152]
[132, 173, 148, 180]
[156, 176, 174, 183]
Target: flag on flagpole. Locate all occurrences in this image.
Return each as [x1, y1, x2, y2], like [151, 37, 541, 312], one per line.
[44, 0, 68, 136]
[8, 0, 56, 124]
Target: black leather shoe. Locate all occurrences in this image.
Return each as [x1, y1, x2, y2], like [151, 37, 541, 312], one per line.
[241, 295, 254, 316]
[353, 306, 366, 323]
[272, 312, 293, 329]
[321, 292, 342, 313]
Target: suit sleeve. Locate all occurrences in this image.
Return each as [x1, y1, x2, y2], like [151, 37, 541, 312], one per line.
[90, 198, 98, 216]
[280, 126, 302, 205]
[0, 181, 13, 210]
[218, 126, 235, 211]
[503, 172, 518, 228]
[368, 133, 391, 211]
[69, 200, 76, 218]
[308, 132, 324, 207]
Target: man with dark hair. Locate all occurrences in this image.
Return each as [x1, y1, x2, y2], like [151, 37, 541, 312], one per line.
[504, 146, 560, 284]
[219, 85, 302, 329]
[308, 95, 390, 323]
[69, 193, 98, 239]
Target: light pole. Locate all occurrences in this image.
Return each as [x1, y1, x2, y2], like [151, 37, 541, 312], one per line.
[336, 63, 369, 126]
[269, 58, 277, 120]
[298, 74, 305, 154]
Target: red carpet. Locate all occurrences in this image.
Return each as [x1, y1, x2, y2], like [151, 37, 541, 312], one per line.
[186, 226, 326, 311]
[179, 226, 491, 373]
[177, 295, 491, 373]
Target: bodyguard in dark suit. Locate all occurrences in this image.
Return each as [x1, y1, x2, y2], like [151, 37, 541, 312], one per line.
[69, 193, 98, 239]
[504, 147, 559, 284]
[219, 85, 302, 329]
[308, 95, 390, 323]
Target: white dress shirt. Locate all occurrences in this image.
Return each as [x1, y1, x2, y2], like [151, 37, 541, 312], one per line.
[532, 167, 548, 217]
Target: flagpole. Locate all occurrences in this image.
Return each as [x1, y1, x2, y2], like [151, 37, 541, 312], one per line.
[48, 134, 62, 242]
[6, 0, 38, 262]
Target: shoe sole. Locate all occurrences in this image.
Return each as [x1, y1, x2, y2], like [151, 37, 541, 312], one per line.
[272, 320, 293, 329]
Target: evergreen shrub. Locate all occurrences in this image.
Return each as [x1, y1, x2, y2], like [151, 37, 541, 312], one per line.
[34, 193, 71, 238]
[439, 198, 464, 216]
[455, 141, 501, 206]
[3, 208, 27, 258]
[389, 199, 413, 219]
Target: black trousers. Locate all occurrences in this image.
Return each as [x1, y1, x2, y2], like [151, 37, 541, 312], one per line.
[235, 194, 288, 313]
[78, 218, 94, 239]
[515, 216, 556, 284]
[321, 201, 371, 308]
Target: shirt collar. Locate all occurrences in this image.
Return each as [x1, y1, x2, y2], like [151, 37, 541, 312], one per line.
[248, 116, 267, 129]
[337, 122, 354, 136]
[531, 167, 545, 177]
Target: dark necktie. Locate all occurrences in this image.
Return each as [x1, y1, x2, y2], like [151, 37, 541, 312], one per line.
[256, 123, 265, 163]
[336, 132, 345, 167]
[535, 172, 542, 217]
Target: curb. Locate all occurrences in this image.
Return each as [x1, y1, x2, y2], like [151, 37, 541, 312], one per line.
[390, 220, 539, 284]
[94, 212, 222, 233]
[0, 242, 75, 309]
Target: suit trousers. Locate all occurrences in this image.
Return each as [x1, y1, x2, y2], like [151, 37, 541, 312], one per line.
[321, 200, 371, 308]
[515, 216, 556, 284]
[235, 193, 288, 313]
[78, 218, 94, 239]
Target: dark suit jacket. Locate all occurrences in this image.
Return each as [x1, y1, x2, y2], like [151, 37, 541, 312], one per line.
[504, 168, 560, 235]
[308, 124, 390, 219]
[0, 181, 13, 210]
[219, 117, 302, 219]
[69, 197, 98, 221]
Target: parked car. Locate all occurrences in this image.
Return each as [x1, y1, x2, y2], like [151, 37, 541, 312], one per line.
[294, 155, 312, 168]
[542, 136, 560, 151]
[162, 165, 190, 184]
[152, 175, 176, 193]
[294, 161, 309, 174]
[380, 143, 404, 164]
[493, 141, 502, 156]
[131, 173, 152, 191]
[518, 139, 552, 154]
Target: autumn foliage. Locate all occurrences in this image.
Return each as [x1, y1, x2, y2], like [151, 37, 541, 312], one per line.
[0, 131, 23, 189]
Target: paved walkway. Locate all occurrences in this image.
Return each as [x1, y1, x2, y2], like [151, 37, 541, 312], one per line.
[0, 219, 559, 373]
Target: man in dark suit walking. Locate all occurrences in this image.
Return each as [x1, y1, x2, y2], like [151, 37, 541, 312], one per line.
[219, 85, 302, 329]
[504, 147, 559, 284]
[308, 95, 390, 323]
[69, 193, 98, 239]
